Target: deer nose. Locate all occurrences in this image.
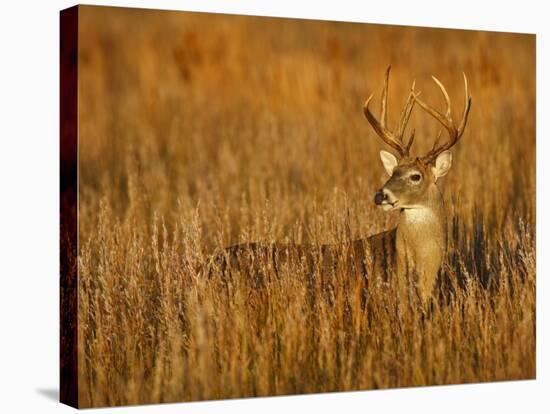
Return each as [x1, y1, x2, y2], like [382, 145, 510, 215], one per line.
[374, 190, 387, 205]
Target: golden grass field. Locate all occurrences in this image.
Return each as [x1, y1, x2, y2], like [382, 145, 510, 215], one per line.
[75, 6, 535, 407]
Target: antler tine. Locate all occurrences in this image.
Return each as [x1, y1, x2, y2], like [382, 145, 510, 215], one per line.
[364, 94, 406, 156]
[397, 81, 419, 142]
[363, 66, 418, 158]
[432, 129, 443, 150]
[405, 129, 415, 153]
[432, 76, 452, 118]
[415, 81, 455, 139]
[415, 73, 472, 163]
[458, 72, 472, 135]
[380, 65, 390, 129]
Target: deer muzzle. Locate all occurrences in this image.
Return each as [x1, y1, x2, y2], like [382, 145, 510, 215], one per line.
[374, 190, 387, 205]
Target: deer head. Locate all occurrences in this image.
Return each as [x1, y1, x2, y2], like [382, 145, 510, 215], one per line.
[364, 66, 471, 211]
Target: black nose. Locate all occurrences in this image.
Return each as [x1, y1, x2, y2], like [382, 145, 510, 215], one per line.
[374, 191, 387, 205]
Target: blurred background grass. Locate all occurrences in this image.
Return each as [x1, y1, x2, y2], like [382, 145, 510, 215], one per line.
[76, 6, 535, 407]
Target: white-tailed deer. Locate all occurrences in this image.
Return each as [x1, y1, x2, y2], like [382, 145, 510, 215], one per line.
[365, 66, 471, 303]
[205, 66, 471, 305]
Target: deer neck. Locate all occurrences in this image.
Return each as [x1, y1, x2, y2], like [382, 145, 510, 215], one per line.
[396, 186, 447, 260]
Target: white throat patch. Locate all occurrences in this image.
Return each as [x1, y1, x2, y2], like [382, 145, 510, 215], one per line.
[403, 207, 436, 224]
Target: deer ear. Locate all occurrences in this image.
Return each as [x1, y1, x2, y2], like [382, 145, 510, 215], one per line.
[432, 150, 453, 180]
[379, 150, 398, 176]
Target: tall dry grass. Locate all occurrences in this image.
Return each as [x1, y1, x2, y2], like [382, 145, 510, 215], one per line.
[75, 6, 535, 407]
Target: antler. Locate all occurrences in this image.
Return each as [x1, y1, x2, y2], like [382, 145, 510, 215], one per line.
[415, 73, 472, 163]
[363, 65, 419, 158]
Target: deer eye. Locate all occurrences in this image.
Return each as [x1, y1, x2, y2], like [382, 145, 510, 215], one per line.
[410, 173, 422, 182]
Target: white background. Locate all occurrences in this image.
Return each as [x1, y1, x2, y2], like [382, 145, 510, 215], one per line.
[0, 0, 546, 412]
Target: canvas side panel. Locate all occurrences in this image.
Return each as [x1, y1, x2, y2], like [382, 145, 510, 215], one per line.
[60, 5, 79, 409]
